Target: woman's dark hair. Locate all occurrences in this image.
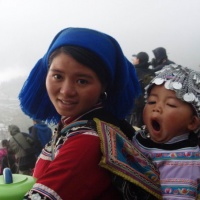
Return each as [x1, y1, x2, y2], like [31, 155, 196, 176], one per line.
[18, 28, 141, 122]
[48, 45, 109, 89]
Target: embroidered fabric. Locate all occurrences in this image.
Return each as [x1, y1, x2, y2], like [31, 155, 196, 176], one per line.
[94, 118, 162, 199]
[133, 130, 200, 199]
[24, 107, 160, 199]
[24, 121, 97, 200]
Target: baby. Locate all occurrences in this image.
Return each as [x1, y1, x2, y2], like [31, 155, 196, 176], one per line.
[133, 64, 200, 199]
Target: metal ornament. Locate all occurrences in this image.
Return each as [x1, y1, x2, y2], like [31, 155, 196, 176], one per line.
[153, 78, 164, 85]
[183, 93, 195, 103]
[164, 80, 171, 89]
[145, 64, 200, 119]
[172, 82, 182, 90]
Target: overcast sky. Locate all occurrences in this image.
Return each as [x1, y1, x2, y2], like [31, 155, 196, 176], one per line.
[0, 0, 200, 83]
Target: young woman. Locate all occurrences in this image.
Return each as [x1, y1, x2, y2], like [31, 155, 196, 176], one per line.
[18, 27, 145, 200]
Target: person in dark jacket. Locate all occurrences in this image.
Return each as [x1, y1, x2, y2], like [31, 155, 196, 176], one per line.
[29, 119, 52, 156]
[8, 125, 37, 175]
[128, 52, 155, 127]
[133, 52, 155, 78]
[151, 47, 175, 72]
[0, 139, 17, 174]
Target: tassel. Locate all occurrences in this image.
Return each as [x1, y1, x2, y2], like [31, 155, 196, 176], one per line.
[18, 58, 60, 124]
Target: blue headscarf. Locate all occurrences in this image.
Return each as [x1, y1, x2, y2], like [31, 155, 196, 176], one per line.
[19, 27, 141, 123]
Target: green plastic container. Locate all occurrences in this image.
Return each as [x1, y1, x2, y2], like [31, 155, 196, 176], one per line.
[0, 168, 36, 200]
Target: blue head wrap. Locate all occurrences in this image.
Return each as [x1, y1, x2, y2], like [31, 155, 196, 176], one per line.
[19, 27, 141, 123]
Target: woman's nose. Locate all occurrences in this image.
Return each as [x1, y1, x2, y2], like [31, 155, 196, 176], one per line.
[60, 81, 76, 96]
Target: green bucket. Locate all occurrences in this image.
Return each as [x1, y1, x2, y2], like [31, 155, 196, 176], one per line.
[0, 168, 36, 200]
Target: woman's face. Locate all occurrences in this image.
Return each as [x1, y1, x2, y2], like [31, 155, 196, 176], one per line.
[143, 84, 199, 143]
[46, 52, 104, 117]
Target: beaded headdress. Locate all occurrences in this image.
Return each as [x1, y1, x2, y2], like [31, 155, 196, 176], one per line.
[145, 64, 200, 118]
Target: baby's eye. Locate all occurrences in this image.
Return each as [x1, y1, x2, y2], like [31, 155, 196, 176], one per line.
[147, 100, 156, 105]
[167, 103, 177, 108]
[77, 79, 88, 85]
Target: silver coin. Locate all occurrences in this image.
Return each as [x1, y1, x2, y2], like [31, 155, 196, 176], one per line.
[172, 82, 182, 90]
[171, 64, 178, 68]
[164, 80, 171, 89]
[196, 77, 200, 84]
[153, 78, 164, 85]
[172, 72, 178, 76]
[183, 93, 195, 102]
[194, 97, 198, 103]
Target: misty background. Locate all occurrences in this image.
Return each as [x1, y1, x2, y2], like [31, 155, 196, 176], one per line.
[0, 0, 200, 139]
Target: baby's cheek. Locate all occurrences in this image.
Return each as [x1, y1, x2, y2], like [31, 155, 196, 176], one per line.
[142, 108, 149, 123]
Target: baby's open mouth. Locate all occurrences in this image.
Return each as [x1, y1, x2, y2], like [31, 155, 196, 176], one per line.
[152, 120, 160, 131]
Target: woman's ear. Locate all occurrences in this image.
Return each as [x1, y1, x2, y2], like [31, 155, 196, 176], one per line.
[188, 116, 200, 131]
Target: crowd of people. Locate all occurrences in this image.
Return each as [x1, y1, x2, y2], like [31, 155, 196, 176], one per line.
[0, 139, 17, 174]
[0, 121, 52, 176]
[0, 27, 199, 200]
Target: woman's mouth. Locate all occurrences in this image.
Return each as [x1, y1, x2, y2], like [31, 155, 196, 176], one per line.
[60, 99, 77, 105]
[57, 99, 78, 110]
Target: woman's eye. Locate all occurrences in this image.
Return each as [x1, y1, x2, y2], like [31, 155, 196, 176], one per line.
[77, 79, 88, 85]
[53, 74, 62, 80]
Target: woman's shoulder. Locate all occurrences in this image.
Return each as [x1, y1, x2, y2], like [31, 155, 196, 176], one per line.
[61, 120, 98, 138]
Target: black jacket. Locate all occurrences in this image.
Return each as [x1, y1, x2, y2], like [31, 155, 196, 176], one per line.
[152, 59, 175, 72]
[135, 62, 155, 80]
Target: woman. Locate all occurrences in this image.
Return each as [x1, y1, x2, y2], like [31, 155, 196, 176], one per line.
[19, 28, 159, 199]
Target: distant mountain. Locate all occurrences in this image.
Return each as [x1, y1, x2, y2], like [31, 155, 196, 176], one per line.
[0, 77, 33, 139]
[0, 77, 26, 99]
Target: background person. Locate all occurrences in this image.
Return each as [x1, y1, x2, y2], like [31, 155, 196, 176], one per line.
[0, 139, 8, 174]
[0, 139, 17, 174]
[29, 119, 52, 156]
[128, 52, 155, 127]
[151, 47, 175, 72]
[8, 125, 37, 175]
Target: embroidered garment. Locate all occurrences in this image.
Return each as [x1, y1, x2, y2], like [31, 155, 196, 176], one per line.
[95, 118, 162, 199]
[24, 107, 122, 200]
[133, 131, 200, 200]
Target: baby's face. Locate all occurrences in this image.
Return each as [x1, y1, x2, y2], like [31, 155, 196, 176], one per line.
[143, 84, 197, 143]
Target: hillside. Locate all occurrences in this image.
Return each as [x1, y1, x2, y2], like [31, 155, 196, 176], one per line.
[0, 77, 33, 139]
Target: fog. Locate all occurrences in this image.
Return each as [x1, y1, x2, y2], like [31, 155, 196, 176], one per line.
[0, 0, 200, 84]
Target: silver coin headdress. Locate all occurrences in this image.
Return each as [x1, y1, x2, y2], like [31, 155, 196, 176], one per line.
[145, 64, 200, 118]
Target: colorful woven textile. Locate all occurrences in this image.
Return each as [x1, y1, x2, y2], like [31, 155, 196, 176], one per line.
[94, 118, 162, 199]
[133, 131, 200, 199]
